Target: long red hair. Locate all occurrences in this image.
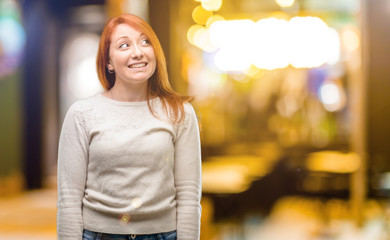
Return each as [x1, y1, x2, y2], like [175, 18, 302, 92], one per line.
[96, 14, 191, 122]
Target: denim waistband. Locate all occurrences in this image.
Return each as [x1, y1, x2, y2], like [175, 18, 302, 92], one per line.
[83, 229, 177, 240]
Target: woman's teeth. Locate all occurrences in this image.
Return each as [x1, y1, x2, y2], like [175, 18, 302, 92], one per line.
[129, 63, 147, 68]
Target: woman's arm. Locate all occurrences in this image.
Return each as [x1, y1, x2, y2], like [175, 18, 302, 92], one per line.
[57, 103, 89, 240]
[174, 103, 202, 240]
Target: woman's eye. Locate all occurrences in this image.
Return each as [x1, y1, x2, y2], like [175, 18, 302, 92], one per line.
[141, 39, 150, 45]
[119, 43, 129, 49]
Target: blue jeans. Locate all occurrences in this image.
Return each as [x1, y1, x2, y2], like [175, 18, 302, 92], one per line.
[82, 229, 177, 240]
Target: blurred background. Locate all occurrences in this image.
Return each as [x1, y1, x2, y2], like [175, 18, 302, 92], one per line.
[1, 0, 390, 239]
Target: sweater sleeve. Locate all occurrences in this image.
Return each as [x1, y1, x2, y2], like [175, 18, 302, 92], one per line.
[57, 103, 89, 240]
[174, 103, 202, 240]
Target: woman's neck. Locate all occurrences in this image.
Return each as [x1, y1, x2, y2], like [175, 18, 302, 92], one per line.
[107, 82, 148, 102]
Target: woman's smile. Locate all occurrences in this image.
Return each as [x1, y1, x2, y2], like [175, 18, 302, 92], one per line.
[128, 62, 148, 69]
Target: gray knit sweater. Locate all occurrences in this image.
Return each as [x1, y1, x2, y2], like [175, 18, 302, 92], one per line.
[57, 93, 202, 239]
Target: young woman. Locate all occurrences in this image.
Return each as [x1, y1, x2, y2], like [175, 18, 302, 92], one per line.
[57, 14, 202, 240]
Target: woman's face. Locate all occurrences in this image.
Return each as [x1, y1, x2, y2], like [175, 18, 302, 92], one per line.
[107, 24, 156, 87]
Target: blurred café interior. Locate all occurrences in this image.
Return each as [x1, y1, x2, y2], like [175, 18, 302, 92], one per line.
[1, 0, 390, 239]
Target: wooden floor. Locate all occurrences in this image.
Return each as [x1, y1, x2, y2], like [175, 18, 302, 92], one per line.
[0, 189, 57, 240]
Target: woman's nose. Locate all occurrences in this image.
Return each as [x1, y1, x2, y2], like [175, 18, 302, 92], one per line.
[131, 45, 143, 58]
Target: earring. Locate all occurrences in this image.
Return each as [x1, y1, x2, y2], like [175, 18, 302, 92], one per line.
[108, 69, 114, 74]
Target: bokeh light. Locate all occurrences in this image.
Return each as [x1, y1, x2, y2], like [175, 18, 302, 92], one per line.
[342, 28, 360, 52]
[275, 0, 295, 8]
[289, 16, 339, 68]
[131, 197, 142, 209]
[61, 33, 103, 100]
[0, 0, 25, 78]
[209, 19, 254, 71]
[320, 83, 340, 105]
[205, 14, 224, 28]
[192, 5, 213, 25]
[188, 62, 227, 100]
[252, 18, 290, 70]
[306, 151, 361, 173]
[204, 16, 340, 72]
[0, 18, 25, 56]
[201, 0, 223, 12]
[319, 80, 346, 112]
[187, 24, 205, 46]
[119, 213, 131, 225]
[74, 57, 102, 96]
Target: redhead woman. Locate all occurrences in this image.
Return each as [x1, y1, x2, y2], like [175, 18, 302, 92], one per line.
[57, 14, 202, 240]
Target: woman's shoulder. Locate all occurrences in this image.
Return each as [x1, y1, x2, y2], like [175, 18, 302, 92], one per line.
[66, 94, 101, 117]
[183, 101, 197, 116]
[177, 101, 199, 129]
[68, 98, 93, 112]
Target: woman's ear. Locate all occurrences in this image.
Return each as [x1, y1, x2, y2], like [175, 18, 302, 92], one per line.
[107, 62, 114, 71]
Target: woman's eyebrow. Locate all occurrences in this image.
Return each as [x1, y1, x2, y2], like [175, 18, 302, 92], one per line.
[139, 33, 148, 38]
[115, 36, 129, 43]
